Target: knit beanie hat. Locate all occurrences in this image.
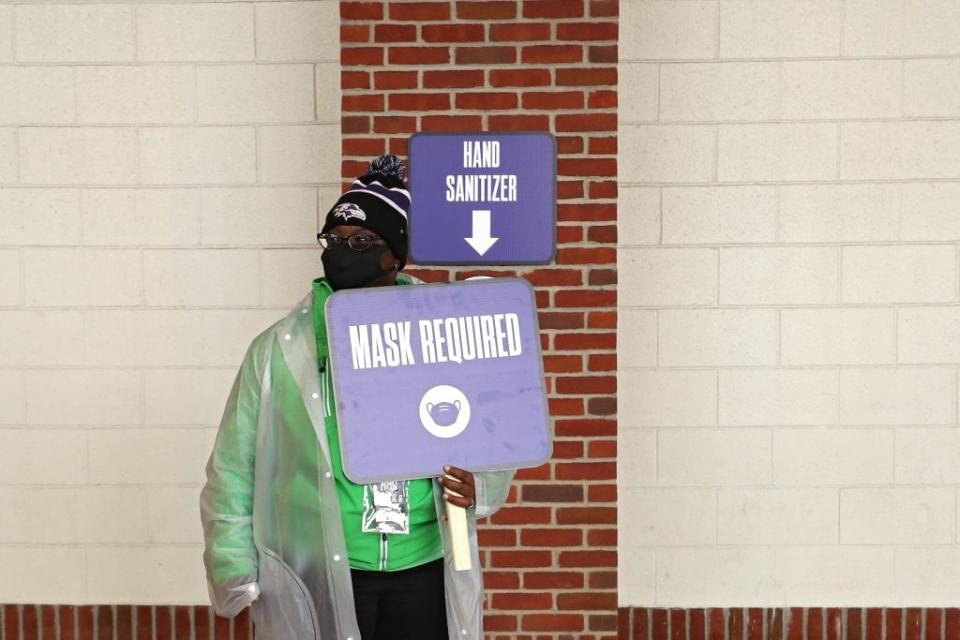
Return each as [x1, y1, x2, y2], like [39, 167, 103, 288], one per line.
[321, 154, 411, 269]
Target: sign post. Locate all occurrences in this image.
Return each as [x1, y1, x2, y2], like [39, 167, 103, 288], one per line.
[409, 132, 556, 265]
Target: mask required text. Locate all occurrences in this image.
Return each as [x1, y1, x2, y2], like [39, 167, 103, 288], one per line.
[348, 313, 523, 370]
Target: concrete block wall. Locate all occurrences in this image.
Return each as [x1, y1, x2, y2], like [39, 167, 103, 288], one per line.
[618, 0, 960, 609]
[0, 0, 341, 607]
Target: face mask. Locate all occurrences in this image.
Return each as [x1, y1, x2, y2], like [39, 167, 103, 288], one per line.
[321, 245, 392, 291]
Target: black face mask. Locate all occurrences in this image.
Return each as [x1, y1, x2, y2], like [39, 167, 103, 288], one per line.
[321, 245, 392, 291]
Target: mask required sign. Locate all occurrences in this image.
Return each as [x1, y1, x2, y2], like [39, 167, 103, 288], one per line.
[409, 132, 556, 265]
[325, 278, 552, 485]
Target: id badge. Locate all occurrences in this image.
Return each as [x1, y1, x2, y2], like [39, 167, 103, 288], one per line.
[361, 481, 410, 535]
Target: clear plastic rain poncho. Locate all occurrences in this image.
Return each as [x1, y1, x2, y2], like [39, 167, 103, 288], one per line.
[199, 279, 515, 640]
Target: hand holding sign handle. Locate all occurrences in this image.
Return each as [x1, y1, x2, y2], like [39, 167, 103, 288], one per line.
[440, 465, 476, 571]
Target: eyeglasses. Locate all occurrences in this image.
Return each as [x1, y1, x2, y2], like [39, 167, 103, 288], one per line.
[316, 231, 386, 252]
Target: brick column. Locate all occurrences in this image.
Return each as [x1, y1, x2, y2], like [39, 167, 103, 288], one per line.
[339, 2, 618, 638]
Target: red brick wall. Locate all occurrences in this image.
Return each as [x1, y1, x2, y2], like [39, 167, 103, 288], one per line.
[618, 608, 960, 640]
[339, 1, 619, 638]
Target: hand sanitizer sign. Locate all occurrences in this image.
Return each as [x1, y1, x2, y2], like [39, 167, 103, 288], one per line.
[409, 132, 556, 265]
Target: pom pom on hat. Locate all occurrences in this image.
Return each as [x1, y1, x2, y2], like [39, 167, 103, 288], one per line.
[366, 153, 407, 182]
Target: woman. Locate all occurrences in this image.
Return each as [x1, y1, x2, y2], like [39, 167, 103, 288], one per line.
[199, 155, 515, 640]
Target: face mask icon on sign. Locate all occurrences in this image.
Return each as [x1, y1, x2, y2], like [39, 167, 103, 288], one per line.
[419, 385, 470, 438]
[426, 400, 461, 426]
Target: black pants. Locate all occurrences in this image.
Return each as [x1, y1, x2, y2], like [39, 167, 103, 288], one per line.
[351, 558, 448, 640]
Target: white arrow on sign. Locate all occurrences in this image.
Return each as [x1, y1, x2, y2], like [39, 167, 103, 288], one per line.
[464, 209, 499, 256]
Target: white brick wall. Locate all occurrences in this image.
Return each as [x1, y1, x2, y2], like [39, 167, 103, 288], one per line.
[620, 0, 960, 606]
[0, 0, 340, 605]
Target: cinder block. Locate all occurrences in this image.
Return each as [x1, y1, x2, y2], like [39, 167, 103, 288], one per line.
[618, 428, 657, 487]
[841, 488, 955, 544]
[781, 308, 896, 365]
[19, 128, 137, 185]
[0, 6, 11, 62]
[895, 428, 960, 484]
[0, 68, 75, 124]
[0, 370, 24, 425]
[74, 487, 150, 543]
[904, 59, 960, 117]
[620, 0, 717, 60]
[25, 369, 140, 425]
[774, 546, 895, 604]
[15, 4, 133, 62]
[617, 547, 654, 604]
[617, 309, 656, 367]
[198, 64, 315, 123]
[146, 486, 205, 544]
[618, 487, 716, 544]
[143, 249, 259, 307]
[84, 310, 204, 367]
[658, 428, 772, 486]
[261, 248, 323, 307]
[86, 545, 207, 603]
[618, 369, 717, 428]
[77, 66, 195, 124]
[619, 248, 717, 306]
[201, 309, 284, 366]
[22, 248, 141, 307]
[659, 308, 778, 366]
[773, 429, 894, 485]
[719, 247, 838, 305]
[620, 124, 715, 183]
[844, 0, 960, 56]
[660, 62, 779, 121]
[144, 368, 235, 426]
[0, 547, 84, 602]
[841, 122, 960, 179]
[718, 123, 837, 182]
[0, 189, 80, 245]
[0, 310, 84, 367]
[720, 0, 842, 58]
[139, 126, 256, 185]
[899, 307, 960, 363]
[0, 249, 20, 306]
[895, 547, 960, 603]
[200, 187, 316, 246]
[901, 183, 960, 240]
[0, 428, 87, 483]
[719, 368, 838, 426]
[616, 186, 659, 246]
[137, 3, 254, 62]
[255, 1, 340, 62]
[781, 60, 902, 119]
[88, 428, 208, 484]
[718, 488, 839, 544]
[0, 128, 14, 184]
[315, 63, 341, 123]
[0, 488, 30, 541]
[839, 366, 955, 425]
[779, 184, 900, 242]
[259, 124, 341, 184]
[81, 188, 200, 247]
[655, 548, 776, 603]
[841, 244, 955, 303]
[618, 63, 658, 122]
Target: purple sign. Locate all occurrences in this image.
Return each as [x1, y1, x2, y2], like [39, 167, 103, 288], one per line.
[325, 278, 551, 484]
[409, 132, 556, 265]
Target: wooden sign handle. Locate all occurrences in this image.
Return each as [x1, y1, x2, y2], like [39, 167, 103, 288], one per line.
[444, 474, 472, 571]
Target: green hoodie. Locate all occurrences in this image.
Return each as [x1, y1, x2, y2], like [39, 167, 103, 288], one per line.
[311, 275, 443, 571]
